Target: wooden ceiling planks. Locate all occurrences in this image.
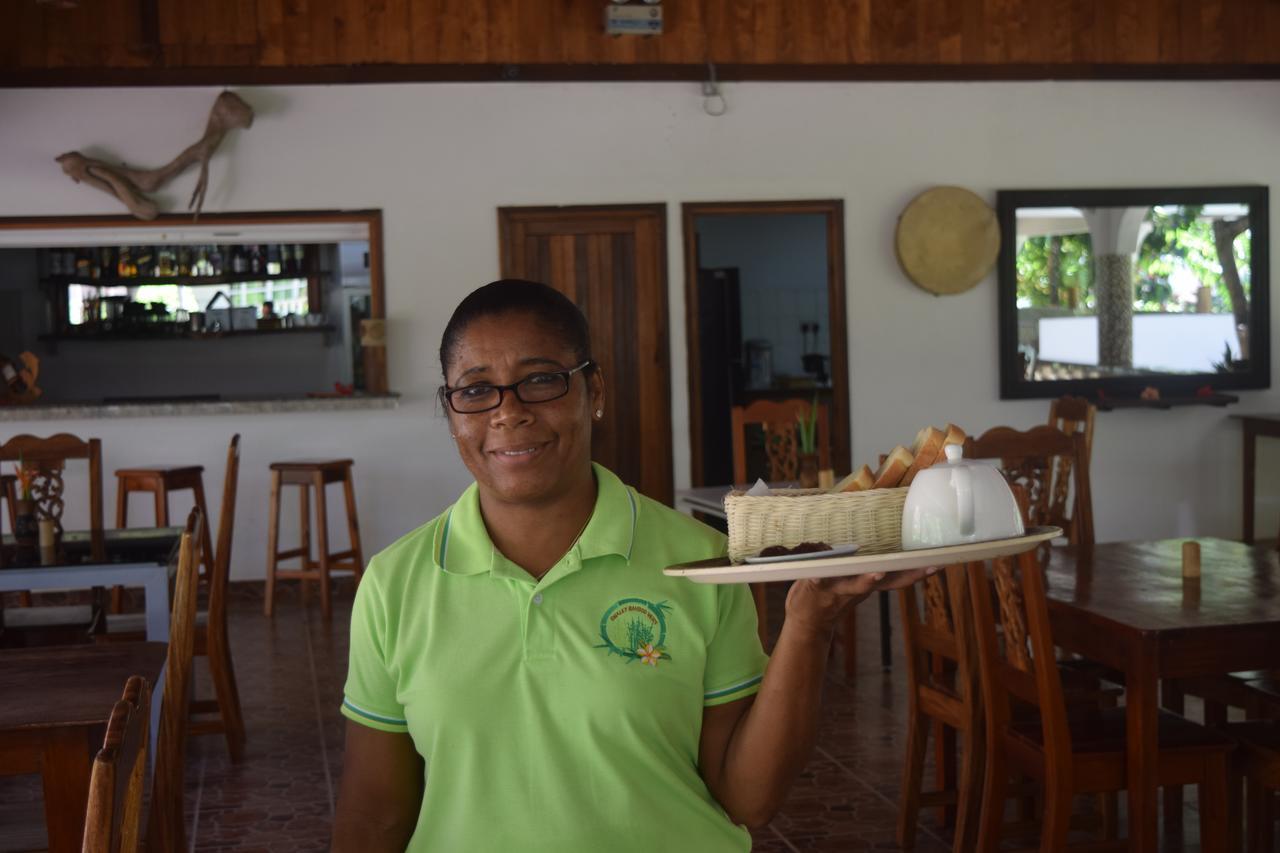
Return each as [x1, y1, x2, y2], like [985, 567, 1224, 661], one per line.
[1, 0, 1277, 83]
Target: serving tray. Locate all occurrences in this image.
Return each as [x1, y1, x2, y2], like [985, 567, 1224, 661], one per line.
[663, 526, 1062, 585]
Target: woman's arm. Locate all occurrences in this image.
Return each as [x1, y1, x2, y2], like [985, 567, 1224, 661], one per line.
[699, 569, 930, 828]
[332, 722, 425, 851]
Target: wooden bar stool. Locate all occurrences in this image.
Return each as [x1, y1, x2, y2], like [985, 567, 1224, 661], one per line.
[115, 465, 215, 580]
[264, 459, 365, 619]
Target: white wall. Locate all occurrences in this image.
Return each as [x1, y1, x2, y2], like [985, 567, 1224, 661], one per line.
[1, 80, 1278, 579]
[697, 213, 830, 380]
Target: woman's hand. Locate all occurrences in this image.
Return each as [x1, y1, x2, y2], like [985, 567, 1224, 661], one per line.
[783, 567, 935, 638]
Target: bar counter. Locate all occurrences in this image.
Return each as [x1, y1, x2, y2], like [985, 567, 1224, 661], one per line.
[0, 392, 400, 422]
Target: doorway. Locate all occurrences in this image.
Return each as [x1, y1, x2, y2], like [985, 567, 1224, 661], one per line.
[498, 204, 672, 505]
[682, 200, 851, 487]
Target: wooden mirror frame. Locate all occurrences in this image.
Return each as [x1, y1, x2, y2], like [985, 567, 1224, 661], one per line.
[0, 209, 387, 394]
[996, 185, 1270, 401]
[682, 199, 851, 485]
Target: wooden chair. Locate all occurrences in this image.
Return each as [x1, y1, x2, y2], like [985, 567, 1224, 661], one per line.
[1048, 397, 1095, 544]
[729, 399, 839, 654]
[897, 565, 984, 852]
[146, 507, 202, 853]
[190, 435, 246, 761]
[0, 433, 104, 542]
[1223, 721, 1280, 852]
[1048, 396, 1096, 469]
[729, 398, 831, 485]
[897, 563, 1121, 851]
[0, 433, 105, 642]
[105, 436, 246, 762]
[964, 425, 1094, 547]
[82, 675, 150, 853]
[968, 550, 1232, 852]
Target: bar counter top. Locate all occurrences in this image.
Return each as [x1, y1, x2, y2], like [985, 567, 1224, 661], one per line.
[0, 392, 400, 422]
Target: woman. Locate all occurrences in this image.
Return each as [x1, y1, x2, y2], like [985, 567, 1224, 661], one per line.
[333, 279, 928, 851]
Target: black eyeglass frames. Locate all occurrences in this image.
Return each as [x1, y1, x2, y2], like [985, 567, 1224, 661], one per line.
[442, 360, 594, 414]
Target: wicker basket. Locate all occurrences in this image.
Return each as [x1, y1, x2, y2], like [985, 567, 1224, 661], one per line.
[724, 487, 909, 563]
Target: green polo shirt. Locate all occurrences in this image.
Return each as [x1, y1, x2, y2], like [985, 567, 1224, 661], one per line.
[341, 463, 769, 852]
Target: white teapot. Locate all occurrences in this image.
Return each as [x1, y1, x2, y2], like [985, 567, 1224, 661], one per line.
[900, 444, 1025, 550]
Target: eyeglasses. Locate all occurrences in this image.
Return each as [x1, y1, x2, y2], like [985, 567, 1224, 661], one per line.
[442, 360, 594, 414]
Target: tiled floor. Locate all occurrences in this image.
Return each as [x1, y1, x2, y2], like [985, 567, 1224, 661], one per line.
[0, 583, 1241, 851]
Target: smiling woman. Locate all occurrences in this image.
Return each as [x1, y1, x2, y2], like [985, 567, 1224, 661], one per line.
[331, 279, 928, 853]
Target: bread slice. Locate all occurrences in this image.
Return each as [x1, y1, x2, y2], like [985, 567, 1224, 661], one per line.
[902, 426, 946, 486]
[830, 465, 875, 493]
[942, 423, 966, 448]
[872, 445, 915, 489]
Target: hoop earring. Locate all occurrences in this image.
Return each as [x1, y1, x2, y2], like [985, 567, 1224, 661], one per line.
[594, 410, 603, 419]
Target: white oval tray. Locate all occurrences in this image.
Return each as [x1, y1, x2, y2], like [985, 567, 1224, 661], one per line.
[664, 526, 1062, 584]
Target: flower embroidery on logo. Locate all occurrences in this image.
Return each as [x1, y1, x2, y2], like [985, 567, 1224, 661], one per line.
[638, 642, 662, 667]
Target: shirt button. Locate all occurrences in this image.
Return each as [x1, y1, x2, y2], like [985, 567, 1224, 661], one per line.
[533, 594, 543, 606]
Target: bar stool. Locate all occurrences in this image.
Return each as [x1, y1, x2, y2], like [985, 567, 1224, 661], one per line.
[264, 459, 365, 619]
[114, 465, 216, 608]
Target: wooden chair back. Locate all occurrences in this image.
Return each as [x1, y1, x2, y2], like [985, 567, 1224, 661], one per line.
[146, 508, 201, 853]
[964, 425, 1094, 546]
[730, 398, 831, 484]
[82, 675, 150, 853]
[1047, 395, 1096, 469]
[967, 551, 1074, 781]
[0, 433, 104, 554]
[897, 563, 985, 850]
[207, 435, 240, 646]
[899, 565, 980, 713]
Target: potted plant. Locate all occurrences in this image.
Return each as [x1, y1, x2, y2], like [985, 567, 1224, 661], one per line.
[796, 395, 820, 489]
[12, 455, 39, 550]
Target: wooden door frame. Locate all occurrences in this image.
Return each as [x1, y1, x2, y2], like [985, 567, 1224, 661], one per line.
[681, 200, 851, 486]
[498, 203, 673, 504]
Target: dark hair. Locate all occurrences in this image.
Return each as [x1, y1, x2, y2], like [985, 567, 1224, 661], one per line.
[439, 279, 594, 380]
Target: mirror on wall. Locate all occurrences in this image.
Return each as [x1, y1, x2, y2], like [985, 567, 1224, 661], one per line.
[997, 185, 1269, 400]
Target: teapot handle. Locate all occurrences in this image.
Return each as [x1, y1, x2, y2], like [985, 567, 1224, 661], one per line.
[953, 466, 975, 538]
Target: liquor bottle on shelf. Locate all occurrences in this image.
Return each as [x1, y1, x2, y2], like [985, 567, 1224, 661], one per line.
[177, 246, 192, 276]
[210, 245, 224, 276]
[135, 246, 154, 277]
[230, 245, 247, 274]
[266, 244, 281, 275]
[99, 247, 115, 278]
[74, 250, 91, 279]
[249, 245, 263, 275]
[281, 244, 295, 275]
[292, 244, 306, 273]
[117, 246, 133, 278]
[157, 246, 175, 277]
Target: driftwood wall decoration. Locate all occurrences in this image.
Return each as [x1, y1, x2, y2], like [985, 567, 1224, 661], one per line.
[56, 91, 254, 221]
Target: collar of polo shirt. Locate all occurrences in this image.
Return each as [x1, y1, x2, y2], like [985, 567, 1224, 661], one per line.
[432, 462, 638, 578]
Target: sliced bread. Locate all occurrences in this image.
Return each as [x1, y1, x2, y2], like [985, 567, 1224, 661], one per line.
[902, 426, 946, 486]
[872, 445, 915, 489]
[831, 464, 876, 493]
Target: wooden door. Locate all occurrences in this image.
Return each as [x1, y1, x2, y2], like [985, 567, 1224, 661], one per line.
[498, 204, 672, 505]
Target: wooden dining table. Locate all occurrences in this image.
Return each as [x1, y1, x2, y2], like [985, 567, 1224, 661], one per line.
[1043, 537, 1280, 853]
[0, 642, 167, 851]
[0, 527, 181, 641]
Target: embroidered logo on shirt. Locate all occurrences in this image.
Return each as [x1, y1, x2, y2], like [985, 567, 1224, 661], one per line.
[596, 598, 672, 666]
